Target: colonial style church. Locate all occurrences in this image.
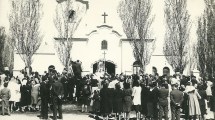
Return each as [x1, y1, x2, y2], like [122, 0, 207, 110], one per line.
[55, 11, 135, 75]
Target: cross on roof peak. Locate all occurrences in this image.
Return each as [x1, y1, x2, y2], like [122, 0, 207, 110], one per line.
[102, 12, 108, 23]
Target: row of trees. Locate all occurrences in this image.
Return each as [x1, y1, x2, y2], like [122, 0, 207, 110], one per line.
[118, 0, 215, 77]
[1, 0, 85, 73]
[2, 0, 215, 77]
[118, 0, 191, 74]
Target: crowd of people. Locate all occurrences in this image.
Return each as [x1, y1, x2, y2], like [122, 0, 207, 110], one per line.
[0, 62, 215, 120]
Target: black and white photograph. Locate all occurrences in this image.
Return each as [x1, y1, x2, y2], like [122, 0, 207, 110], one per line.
[0, 0, 215, 120]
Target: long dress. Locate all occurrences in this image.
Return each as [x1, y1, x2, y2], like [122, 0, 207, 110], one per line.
[141, 84, 148, 115]
[188, 89, 201, 116]
[100, 87, 112, 114]
[132, 85, 142, 111]
[8, 81, 21, 102]
[198, 90, 207, 115]
[31, 84, 40, 104]
[113, 88, 123, 113]
[20, 85, 32, 106]
[123, 88, 133, 112]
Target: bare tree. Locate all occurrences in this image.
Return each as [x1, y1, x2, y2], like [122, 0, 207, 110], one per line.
[54, 0, 85, 69]
[9, 0, 43, 71]
[163, 0, 191, 74]
[118, 0, 155, 73]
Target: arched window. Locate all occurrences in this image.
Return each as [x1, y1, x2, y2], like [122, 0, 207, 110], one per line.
[101, 40, 108, 50]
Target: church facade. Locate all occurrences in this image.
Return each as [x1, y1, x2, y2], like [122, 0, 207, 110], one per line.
[55, 24, 135, 75]
[12, 0, 174, 76]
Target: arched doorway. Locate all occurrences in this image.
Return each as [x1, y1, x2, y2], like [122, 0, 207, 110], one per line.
[93, 61, 116, 75]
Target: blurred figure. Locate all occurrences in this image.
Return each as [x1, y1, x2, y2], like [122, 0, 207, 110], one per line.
[123, 83, 133, 120]
[158, 83, 169, 120]
[31, 80, 40, 111]
[185, 82, 201, 120]
[39, 77, 49, 119]
[92, 90, 100, 118]
[132, 81, 142, 120]
[8, 77, 21, 112]
[80, 84, 91, 112]
[51, 76, 64, 120]
[113, 83, 123, 120]
[170, 84, 184, 120]
[0, 83, 11, 116]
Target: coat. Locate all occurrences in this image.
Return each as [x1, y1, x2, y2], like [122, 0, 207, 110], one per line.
[0, 87, 11, 107]
[158, 88, 169, 106]
[198, 90, 207, 115]
[170, 89, 184, 106]
[141, 85, 149, 115]
[211, 86, 215, 111]
[100, 87, 112, 114]
[123, 88, 133, 112]
[20, 85, 32, 106]
[113, 88, 123, 113]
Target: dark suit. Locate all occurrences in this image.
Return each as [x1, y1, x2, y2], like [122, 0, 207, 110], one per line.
[40, 81, 49, 119]
[51, 81, 64, 120]
[158, 88, 169, 120]
[147, 87, 159, 120]
[170, 89, 184, 120]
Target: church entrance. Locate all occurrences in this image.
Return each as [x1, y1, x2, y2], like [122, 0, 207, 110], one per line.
[93, 61, 116, 75]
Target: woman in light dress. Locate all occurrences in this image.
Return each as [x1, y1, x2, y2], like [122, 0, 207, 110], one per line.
[8, 77, 21, 112]
[185, 82, 201, 120]
[132, 80, 142, 120]
[31, 80, 40, 111]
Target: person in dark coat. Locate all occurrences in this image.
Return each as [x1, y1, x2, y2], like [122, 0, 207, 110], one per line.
[92, 90, 100, 118]
[123, 82, 133, 120]
[113, 83, 123, 120]
[0, 83, 11, 116]
[20, 80, 32, 111]
[68, 74, 75, 101]
[158, 83, 169, 120]
[100, 80, 111, 120]
[198, 84, 207, 120]
[211, 83, 215, 119]
[170, 84, 184, 120]
[141, 82, 149, 118]
[80, 84, 91, 112]
[147, 82, 159, 120]
[51, 76, 64, 120]
[39, 78, 49, 119]
[60, 73, 69, 101]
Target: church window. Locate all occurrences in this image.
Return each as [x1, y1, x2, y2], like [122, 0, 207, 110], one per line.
[101, 40, 108, 50]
